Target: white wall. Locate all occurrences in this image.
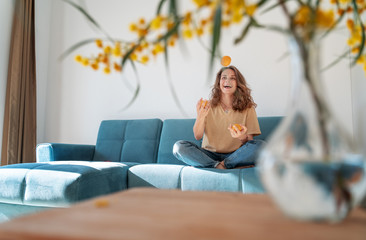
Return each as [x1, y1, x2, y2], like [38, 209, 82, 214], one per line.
[352, 66, 366, 154]
[35, 0, 358, 145]
[0, 1, 15, 160]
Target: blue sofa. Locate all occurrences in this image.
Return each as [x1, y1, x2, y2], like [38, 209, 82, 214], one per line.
[0, 117, 282, 222]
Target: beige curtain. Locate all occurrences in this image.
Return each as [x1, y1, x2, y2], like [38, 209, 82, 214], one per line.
[1, 0, 36, 166]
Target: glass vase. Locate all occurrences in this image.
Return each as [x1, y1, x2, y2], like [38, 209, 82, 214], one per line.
[258, 36, 366, 222]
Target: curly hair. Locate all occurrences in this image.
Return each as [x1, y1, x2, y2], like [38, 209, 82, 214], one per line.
[210, 65, 256, 112]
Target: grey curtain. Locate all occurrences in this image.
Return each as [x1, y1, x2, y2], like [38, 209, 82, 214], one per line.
[1, 0, 36, 165]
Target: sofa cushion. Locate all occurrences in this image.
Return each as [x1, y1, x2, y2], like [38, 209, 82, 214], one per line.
[157, 119, 202, 165]
[128, 164, 184, 189]
[180, 166, 265, 193]
[93, 119, 162, 163]
[0, 161, 130, 207]
[180, 167, 242, 192]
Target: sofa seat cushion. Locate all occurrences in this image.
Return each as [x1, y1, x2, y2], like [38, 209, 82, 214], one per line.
[180, 167, 265, 193]
[128, 164, 184, 189]
[0, 161, 130, 207]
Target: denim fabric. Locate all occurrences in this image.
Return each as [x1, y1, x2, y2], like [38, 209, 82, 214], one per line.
[173, 139, 265, 169]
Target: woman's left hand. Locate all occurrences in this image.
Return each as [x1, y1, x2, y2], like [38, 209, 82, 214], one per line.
[228, 124, 247, 141]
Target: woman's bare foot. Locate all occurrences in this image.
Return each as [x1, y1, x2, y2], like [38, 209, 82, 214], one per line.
[215, 161, 226, 169]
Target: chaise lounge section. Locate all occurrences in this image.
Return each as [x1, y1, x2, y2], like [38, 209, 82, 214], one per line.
[0, 117, 282, 221]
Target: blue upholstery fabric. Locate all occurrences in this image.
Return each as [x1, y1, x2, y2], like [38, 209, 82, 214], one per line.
[0, 161, 129, 207]
[36, 143, 95, 162]
[128, 164, 184, 189]
[0, 203, 50, 223]
[240, 168, 264, 193]
[93, 119, 162, 163]
[158, 119, 202, 165]
[181, 167, 242, 192]
[0, 163, 46, 204]
[255, 116, 282, 141]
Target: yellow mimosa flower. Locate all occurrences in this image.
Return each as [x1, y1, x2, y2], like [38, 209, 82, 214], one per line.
[151, 15, 163, 30]
[168, 39, 176, 47]
[104, 67, 111, 74]
[104, 46, 111, 54]
[82, 58, 89, 66]
[138, 28, 148, 37]
[294, 6, 310, 26]
[139, 18, 145, 25]
[95, 39, 103, 48]
[316, 9, 335, 28]
[91, 62, 99, 70]
[141, 41, 149, 49]
[113, 43, 122, 57]
[102, 55, 109, 64]
[183, 12, 192, 26]
[221, 20, 230, 27]
[74, 55, 83, 63]
[232, 12, 243, 23]
[356, 55, 365, 64]
[129, 23, 137, 32]
[113, 62, 122, 72]
[130, 53, 138, 61]
[136, 45, 143, 53]
[192, 0, 210, 8]
[245, 4, 257, 17]
[140, 55, 149, 64]
[346, 19, 354, 30]
[183, 28, 193, 39]
[153, 43, 164, 53]
[196, 27, 204, 36]
[352, 46, 360, 54]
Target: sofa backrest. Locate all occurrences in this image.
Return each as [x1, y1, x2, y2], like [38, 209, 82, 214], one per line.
[157, 119, 201, 165]
[93, 119, 163, 163]
[255, 116, 283, 141]
[157, 116, 283, 165]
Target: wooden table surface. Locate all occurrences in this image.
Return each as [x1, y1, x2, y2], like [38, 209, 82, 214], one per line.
[0, 188, 365, 240]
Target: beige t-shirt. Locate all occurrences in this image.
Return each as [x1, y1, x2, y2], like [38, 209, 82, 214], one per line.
[201, 106, 261, 153]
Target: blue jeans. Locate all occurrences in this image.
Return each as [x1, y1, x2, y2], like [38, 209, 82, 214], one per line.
[173, 139, 265, 169]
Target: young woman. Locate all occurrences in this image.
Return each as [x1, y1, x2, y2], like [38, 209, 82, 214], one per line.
[173, 65, 264, 169]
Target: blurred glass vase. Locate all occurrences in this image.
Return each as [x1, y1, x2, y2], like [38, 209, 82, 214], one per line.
[258, 36, 366, 222]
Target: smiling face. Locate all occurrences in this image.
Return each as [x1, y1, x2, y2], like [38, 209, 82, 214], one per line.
[220, 68, 237, 95]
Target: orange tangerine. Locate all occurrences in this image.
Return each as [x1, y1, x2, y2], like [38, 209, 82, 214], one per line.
[221, 56, 231, 66]
[94, 199, 109, 208]
[232, 124, 243, 131]
[200, 99, 208, 108]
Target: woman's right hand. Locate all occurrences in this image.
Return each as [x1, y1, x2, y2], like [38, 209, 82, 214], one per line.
[196, 98, 210, 119]
[193, 98, 210, 140]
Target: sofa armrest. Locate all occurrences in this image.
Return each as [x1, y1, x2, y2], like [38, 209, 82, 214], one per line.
[36, 143, 95, 163]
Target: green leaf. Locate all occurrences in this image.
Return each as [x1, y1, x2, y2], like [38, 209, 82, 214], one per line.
[208, 3, 222, 83]
[169, 0, 179, 20]
[155, 20, 181, 43]
[58, 38, 97, 61]
[163, 41, 189, 117]
[321, 50, 349, 71]
[234, 18, 254, 45]
[351, 0, 365, 65]
[62, 0, 114, 43]
[156, 0, 168, 15]
[260, 0, 292, 14]
[119, 60, 141, 111]
[121, 42, 140, 69]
